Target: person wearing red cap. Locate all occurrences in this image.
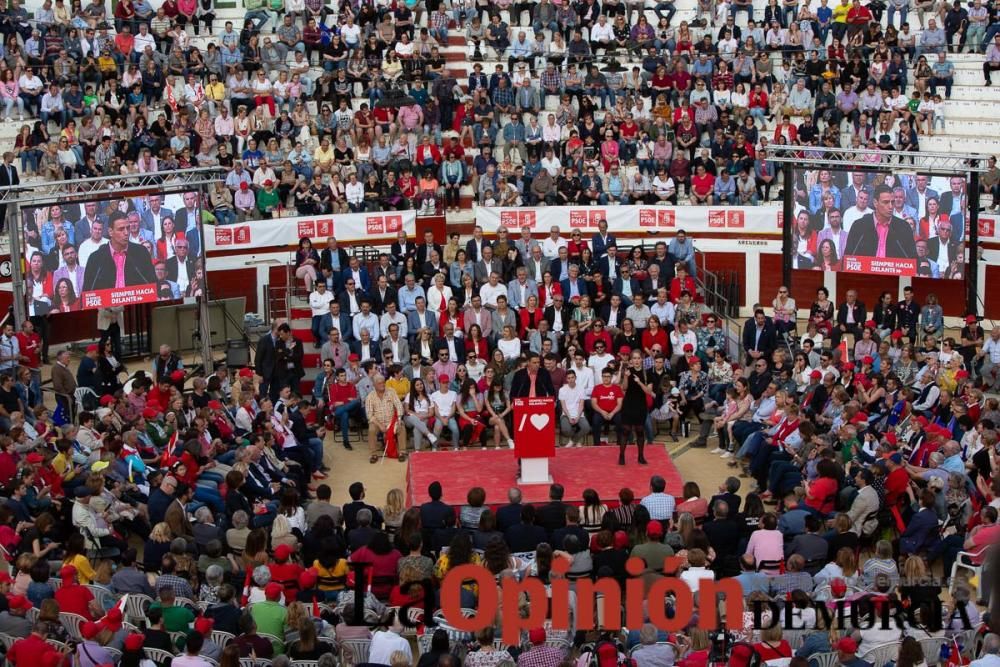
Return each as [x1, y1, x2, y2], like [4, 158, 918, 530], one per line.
[268, 543, 304, 601]
[74, 342, 101, 393]
[0, 594, 34, 637]
[256, 177, 281, 218]
[516, 627, 563, 667]
[55, 565, 96, 620]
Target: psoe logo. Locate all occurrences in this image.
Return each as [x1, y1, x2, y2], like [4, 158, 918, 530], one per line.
[214, 227, 233, 246]
[708, 210, 726, 228]
[844, 256, 863, 272]
[366, 216, 386, 235]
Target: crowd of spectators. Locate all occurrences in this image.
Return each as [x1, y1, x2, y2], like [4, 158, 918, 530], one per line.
[5, 0, 1000, 214]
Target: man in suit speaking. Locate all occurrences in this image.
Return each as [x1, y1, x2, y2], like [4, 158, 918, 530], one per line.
[844, 185, 917, 260]
[82, 212, 157, 292]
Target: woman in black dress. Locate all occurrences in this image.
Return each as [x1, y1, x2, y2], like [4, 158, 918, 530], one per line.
[620, 350, 654, 466]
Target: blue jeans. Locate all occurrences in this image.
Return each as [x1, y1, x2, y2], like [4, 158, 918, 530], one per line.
[432, 416, 460, 447]
[886, 5, 907, 28]
[655, 1, 676, 21]
[41, 108, 69, 127]
[732, 421, 765, 451]
[591, 412, 622, 446]
[194, 482, 225, 515]
[307, 436, 325, 470]
[245, 8, 270, 29]
[333, 400, 362, 444]
[214, 208, 236, 226]
[311, 315, 324, 344]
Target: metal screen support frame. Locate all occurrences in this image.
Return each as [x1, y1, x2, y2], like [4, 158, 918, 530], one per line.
[766, 145, 986, 316]
[1, 168, 226, 338]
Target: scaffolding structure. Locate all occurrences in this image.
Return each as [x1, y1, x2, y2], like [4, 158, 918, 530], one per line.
[1, 167, 226, 368]
[765, 145, 983, 314]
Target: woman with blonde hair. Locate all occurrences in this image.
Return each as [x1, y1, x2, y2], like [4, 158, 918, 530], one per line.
[383, 489, 406, 535]
[754, 625, 792, 662]
[271, 514, 298, 551]
[676, 628, 711, 667]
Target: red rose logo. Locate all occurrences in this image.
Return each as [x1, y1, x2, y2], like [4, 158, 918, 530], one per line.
[979, 217, 995, 238]
[727, 211, 745, 228]
[518, 211, 537, 228]
[588, 210, 606, 227]
[316, 219, 333, 237]
[658, 210, 675, 227]
[234, 226, 251, 244]
[384, 215, 403, 233]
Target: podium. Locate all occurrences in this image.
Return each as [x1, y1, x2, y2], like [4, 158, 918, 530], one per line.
[512, 397, 557, 484]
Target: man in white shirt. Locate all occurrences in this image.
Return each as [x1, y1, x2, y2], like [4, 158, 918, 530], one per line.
[77, 219, 108, 267]
[352, 300, 380, 342]
[308, 281, 334, 346]
[541, 225, 568, 260]
[842, 189, 872, 234]
[669, 321, 698, 367]
[17, 68, 43, 116]
[558, 369, 591, 447]
[649, 288, 675, 325]
[571, 351, 595, 397]
[380, 301, 407, 338]
[346, 173, 365, 211]
[133, 22, 156, 57]
[251, 158, 277, 189]
[588, 340, 613, 377]
[540, 147, 562, 177]
[479, 272, 507, 309]
[430, 377, 460, 448]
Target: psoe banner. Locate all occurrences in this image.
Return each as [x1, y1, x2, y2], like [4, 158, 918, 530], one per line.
[206, 210, 417, 252]
[475, 205, 783, 235]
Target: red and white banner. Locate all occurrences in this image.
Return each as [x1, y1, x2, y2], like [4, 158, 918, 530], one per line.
[841, 255, 918, 277]
[206, 210, 417, 252]
[81, 285, 160, 309]
[476, 205, 782, 235]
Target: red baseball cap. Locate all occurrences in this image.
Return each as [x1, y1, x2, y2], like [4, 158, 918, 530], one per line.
[194, 617, 215, 635]
[274, 544, 293, 561]
[529, 628, 546, 645]
[99, 394, 115, 406]
[124, 634, 145, 652]
[810, 370, 822, 379]
[7, 595, 31, 611]
[264, 582, 283, 600]
[238, 367, 253, 378]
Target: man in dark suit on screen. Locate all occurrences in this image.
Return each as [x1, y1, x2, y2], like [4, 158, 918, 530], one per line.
[82, 212, 157, 292]
[844, 185, 918, 259]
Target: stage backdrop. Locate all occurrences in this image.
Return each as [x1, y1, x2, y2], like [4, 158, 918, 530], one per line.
[475, 205, 784, 235]
[207, 210, 418, 252]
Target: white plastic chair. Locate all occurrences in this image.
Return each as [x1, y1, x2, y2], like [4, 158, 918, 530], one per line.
[859, 641, 902, 667]
[340, 638, 371, 666]
[949, 547, 991, 601]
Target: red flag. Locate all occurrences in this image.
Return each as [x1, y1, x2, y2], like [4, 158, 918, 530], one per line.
[384, 412, 399, 459]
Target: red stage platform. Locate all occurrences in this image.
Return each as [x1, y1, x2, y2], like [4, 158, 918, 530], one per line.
[405, 445, 684, 506]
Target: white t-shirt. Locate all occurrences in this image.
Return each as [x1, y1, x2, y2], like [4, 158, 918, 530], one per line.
[588, 353, 612, 377]
[572, 364, 595, 396]
[430, 390, 457, 418]
[559, 383, 585, 419]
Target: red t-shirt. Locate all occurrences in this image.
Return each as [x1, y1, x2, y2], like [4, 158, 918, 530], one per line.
[691, 173, 715, 197]
[55, 583, 95, 619]
[592, 383, 624, 413]
[970, 524, 1000, 563]
[16, 332, 40, 369]
[328, 382, 358, 406]
[805, 476, 838, 514]
[8, 635, 61, 667]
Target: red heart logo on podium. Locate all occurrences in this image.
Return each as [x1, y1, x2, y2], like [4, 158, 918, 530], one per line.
[529, 414, 550, 431]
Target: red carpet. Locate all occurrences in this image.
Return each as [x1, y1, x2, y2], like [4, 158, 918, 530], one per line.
[405, 445, 683, 506]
